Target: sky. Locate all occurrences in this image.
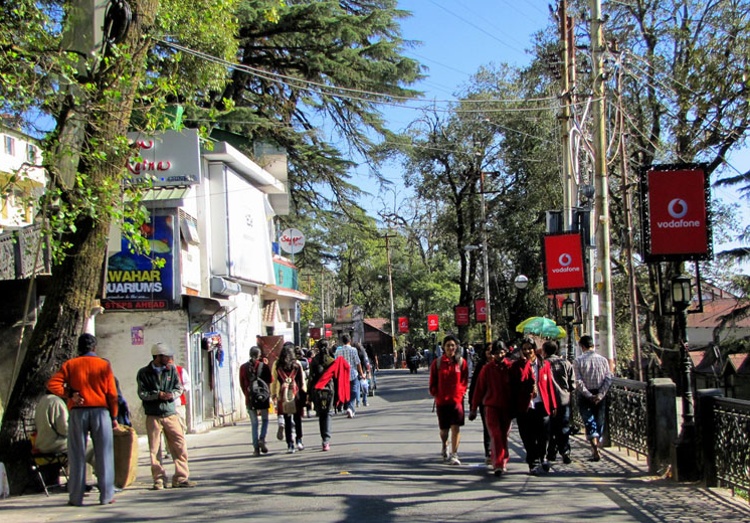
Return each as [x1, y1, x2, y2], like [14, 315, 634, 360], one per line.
[355, 0, 749, 254]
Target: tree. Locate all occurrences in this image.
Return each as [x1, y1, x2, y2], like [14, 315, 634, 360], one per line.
[0, 0, 241, 493]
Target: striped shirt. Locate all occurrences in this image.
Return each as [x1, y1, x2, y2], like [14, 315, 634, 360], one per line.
[574, 349, 612, 399]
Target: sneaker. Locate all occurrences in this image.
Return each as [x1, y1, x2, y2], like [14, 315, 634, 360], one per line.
[259, 439, 268, 454]
[562, 453, 572, 464]
[151, 480, 164, 491]
[441, 446, 449, 462]
[296, 440, 305, 451]
[276, 426, 284, 440]
[287, 446, 296, 454]
[346, 408, 354, 419]
[322, 442, 331, 452]
[528, 465, 539, 475]
[172, 480, 197, 488]
[448, 454, 461, 466]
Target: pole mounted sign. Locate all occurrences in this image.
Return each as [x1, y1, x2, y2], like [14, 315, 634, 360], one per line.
[640, 164, 712, 262]
[454, 306, 469, 327]
[427, 314, 440, 332]
[542, 231, 587, 294]
[398, 316, 410, 333]
[474, 299, 487, 323]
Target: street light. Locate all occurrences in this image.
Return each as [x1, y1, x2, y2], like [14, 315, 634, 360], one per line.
[514, 274, 529, 290]
[465, 242, 491, 345]
[561, 297, 575, 362]
[671, 273, 697, 481]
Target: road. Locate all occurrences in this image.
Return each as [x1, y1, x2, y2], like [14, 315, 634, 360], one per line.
[2, 369, 749, 522]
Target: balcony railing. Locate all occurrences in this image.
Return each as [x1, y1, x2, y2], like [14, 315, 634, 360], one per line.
[0, 224, 51, 280]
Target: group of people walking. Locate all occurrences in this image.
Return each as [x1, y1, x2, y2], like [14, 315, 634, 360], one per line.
[429, 333, 612, 476]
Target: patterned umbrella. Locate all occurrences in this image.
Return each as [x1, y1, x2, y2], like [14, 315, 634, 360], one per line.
[515, 316, 557, 335]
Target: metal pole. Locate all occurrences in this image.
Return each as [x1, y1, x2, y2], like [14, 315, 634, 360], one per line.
[385, 233, 397, 361]
[567, 321, 575, 362]
[591, 0, 615, 369]
[480, 172, 492, 345]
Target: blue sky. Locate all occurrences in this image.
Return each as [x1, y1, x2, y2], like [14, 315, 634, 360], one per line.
[355, 0, 748, 253]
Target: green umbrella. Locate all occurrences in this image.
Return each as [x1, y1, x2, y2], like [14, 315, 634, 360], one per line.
[539, 324, 567, 340]
[515, 316, 557, 335]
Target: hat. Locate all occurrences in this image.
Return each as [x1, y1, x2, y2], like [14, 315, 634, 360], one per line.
[151, 343, 174, 356]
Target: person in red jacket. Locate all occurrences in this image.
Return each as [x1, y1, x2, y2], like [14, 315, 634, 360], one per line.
[511, 337, 557, 474]
[429, 334, 469, 465]
[469, 340, 514, 476]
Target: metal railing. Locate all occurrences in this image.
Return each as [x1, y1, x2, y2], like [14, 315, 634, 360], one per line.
[704, 396, 750, 501]
[607, 378, 649, 458]
[0, 224, 50, 280]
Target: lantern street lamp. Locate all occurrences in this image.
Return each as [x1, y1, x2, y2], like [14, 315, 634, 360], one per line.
[561, 297, 576, 362]
[514, 274, 529, 290]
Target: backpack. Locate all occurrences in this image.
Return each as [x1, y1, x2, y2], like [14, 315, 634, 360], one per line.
[279, 366, 299, 415]
[246, 361, 270, 409]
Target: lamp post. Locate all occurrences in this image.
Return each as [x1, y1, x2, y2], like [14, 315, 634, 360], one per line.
[514, 274, 529, 291]
[671, 273, 697, 481]
[562, 297, 576, 362]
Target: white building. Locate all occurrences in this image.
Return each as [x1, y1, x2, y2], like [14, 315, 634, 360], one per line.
[0, 121, 45, 232]
[96, 129, 307, 434]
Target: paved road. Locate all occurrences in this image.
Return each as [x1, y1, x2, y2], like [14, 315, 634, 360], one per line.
[2, 369, 749, 522]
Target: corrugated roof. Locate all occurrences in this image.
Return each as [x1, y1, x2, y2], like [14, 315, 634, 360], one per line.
[364, 318, 390, 334]
[687, 298, 750, 329]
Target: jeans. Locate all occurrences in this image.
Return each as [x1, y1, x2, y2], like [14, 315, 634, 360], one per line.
[249, 407, 269, 449]
[578, 396, 606, 441]
[68, 408, 114, 505]
[547, 404, 571, 459]
[347, 379, 360, 413]
[318, 408, 332, 443]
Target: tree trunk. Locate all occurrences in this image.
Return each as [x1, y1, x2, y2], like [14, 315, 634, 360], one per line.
[0, 0, 158, 494]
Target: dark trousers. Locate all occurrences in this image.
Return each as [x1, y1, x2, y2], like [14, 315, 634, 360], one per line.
[479, 405, 491, 458]
[284, 411, 303, 446]
[546, 404, 571, 460]
[318, 408, 332, 443]
[517, 405, 550, 466]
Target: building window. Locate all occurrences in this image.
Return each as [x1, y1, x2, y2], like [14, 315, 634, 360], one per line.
[4, 135, 15, 156]
[26, 144, 36, 163]
[278, 269, 284, 285]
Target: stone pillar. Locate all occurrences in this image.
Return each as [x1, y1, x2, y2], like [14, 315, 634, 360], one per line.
[647, 378, 677, 475]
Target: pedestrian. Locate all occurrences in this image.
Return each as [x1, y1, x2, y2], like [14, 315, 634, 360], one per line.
[428, 334, 469, 465]
[47, 333, 118, 506]
[273, 343, 306, 453]
[239, 346, 272, 456]
[308, 340, 337, 451]
[295, 346, 311, 417]
[512, 337, 557, 474]
[467, 342, 492, 464]
[354, 342, 370, 406]
[573, 335, 613, 461]
[542, 340, 575, 464]
[334, 334, 363, 418]
[136, 342, 196, 489]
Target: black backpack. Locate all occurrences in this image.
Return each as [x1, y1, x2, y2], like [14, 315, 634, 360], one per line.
[247, 361, 270, 409]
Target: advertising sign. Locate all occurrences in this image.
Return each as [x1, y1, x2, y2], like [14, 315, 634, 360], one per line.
[642, 165, 712, 261]
[542, 232, 587, 294]
[454, 306, 470, 326]
[398, 317, 410, 333]
[427, 314, 440, 332]
[103, 214, 177, 311]
[279, 228, 305, 254]
[126, 129, 201, 187]
[475, 299, 487, 323]
[309, 327, 322, 340]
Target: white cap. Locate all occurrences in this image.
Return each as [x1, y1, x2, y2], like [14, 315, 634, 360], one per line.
[151, 343, 173, 356]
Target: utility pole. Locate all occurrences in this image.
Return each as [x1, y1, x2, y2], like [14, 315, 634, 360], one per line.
[591, 0, 615, 368]
[559, 0, 575, 231]
[383, 232, 397, 362]
[479, 172, 492, 345]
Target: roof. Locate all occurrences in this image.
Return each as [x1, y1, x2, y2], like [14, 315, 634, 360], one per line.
[364, 318, 391, 335]
[724, 353, 750, 375]
[687, 298, 750, 329]
[264, 284, 311, 301]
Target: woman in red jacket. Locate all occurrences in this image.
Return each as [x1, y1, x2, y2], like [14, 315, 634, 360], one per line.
[512, 337, 557, 474]
[469, 340, 513, 476]
[429, 335, 469, 465]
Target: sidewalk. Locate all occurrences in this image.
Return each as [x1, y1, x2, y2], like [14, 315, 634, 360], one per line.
[2, 369, 749, 522]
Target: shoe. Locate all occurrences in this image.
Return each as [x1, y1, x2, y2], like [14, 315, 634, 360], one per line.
[363, 401, 368, 407]
[591, 448, 601, 462]
[322, 442, 331, 451]
[441, 446, 449, 462]
[100, 499, 115, 505]
[67, 501, 82, 507]
[172, 480, 197, 488]
[494, 468, 503, 477]
[562, 453, 572, 464]
[542, 461, 551, 473]
[346, 408, 354, 419]
[253, 447, 261, 457]
[287, 446, 296, 454]
[448, 454, 461, 466]
[259, 439, 268, 454]
[484, 456, 492, 465]
[151, 480, 164, 491]
[276, 426, 284, 440]
[296, 440, 305, 451]
[528, 465, 539, 475]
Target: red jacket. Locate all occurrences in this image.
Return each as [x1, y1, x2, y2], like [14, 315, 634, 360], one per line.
[316, 357, 351, 405]
[429, 355, 468, 407]
[512, 357, 557, 416]
[470, 357, 513, 411]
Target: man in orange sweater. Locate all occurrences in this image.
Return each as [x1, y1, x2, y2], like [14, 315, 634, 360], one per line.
[47, 333, 119, 506]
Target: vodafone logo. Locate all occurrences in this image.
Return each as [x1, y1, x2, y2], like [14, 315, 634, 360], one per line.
[667, 198, 688, 219]
[552, 252, 580, 274]
[656, 198, 700, 229]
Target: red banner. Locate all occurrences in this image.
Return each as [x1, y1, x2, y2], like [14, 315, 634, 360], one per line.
[645, 166, 710, 261]
[398, 316, 409, 333]
[309, 327, 322, 340]
[475, 299, 487, 323]
[542, 232, 587, 293]
[427, 314, 440, 331]
[324, 323, 332, 338]
[454, 306, 469, 326]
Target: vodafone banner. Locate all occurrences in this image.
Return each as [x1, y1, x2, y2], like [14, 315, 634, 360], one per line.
[642, 165, 712, 261]
[398, 316, 410, 333]
[454, 306, 470, 326]
[542, 232, 587, 293]
[427, 314, 440, 332]
[475, 299, 487, 323]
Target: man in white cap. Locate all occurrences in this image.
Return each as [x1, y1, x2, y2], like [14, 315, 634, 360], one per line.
[136, 342, 196, 489]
